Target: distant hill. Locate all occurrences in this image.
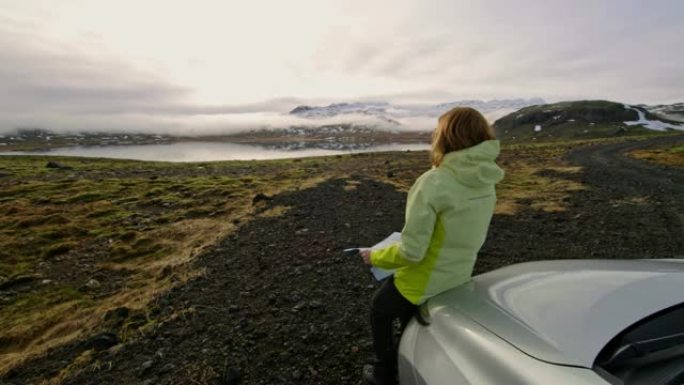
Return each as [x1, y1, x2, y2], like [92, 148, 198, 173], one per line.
[644, 103, 684, 123]
[493, 100, 684, 140]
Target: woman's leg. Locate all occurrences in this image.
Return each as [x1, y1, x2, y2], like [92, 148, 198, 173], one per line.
[370, 277, 417, 381]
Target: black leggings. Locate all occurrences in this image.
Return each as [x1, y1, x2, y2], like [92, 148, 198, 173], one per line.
[371, 276, 418, 372]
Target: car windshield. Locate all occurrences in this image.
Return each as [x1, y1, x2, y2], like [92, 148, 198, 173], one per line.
[595, 304, 684, 385]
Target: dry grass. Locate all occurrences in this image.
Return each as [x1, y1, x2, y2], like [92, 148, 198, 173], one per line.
[490, 141, 591, 215]
[630, 142, 684, 168]
[496, 162, 584, 214]
[0, 156, 334, 376]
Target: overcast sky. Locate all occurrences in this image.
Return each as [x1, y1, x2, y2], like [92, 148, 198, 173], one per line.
[1, 0, 682, 134]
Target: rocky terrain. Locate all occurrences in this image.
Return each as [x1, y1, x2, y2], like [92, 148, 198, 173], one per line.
[2, 134, 683, 385]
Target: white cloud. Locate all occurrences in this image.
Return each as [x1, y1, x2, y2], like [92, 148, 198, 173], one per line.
[0, 0, 682, 135]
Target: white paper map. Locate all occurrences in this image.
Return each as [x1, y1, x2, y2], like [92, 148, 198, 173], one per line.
[370, 232, 401, 281]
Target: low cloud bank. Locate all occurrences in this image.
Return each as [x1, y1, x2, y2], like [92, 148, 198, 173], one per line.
[0, 112, 430, 136]
[0, 106, 527, 137]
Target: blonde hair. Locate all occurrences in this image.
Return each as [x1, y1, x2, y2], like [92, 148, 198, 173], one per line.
[431, 107, 496, 166]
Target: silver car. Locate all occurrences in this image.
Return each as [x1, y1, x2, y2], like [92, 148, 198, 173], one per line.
[399, 259, 684, 385]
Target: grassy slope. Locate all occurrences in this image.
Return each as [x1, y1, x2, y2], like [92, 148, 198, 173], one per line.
[493, 100, 674, 140]
[0, 137, 632, 375]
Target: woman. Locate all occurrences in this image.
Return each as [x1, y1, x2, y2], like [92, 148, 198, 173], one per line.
[360, 107, 504, 385]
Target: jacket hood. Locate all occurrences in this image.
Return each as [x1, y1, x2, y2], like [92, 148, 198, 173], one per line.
[439, 140, 504, 187]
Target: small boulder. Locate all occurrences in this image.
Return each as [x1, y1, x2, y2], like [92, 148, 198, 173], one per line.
[252, 193, 272, 205]
[0, 274, 40, 290]
[45, 161, 72, 170]
[87, 332, 119, 351]
[222, 367, 241, 385]
[104, 306, 130, 321]
[295, 228, 309, 235]
[139, 360, 154, 377]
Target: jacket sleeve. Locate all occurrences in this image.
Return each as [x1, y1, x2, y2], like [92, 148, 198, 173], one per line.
[370, 174, 437, 269]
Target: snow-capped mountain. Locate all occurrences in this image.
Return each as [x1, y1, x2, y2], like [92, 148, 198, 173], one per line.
[290, 102, 391, 118]
[425, 98, 546, 119]
[289, 98, 545, 125]
[643, 103, 684, 123]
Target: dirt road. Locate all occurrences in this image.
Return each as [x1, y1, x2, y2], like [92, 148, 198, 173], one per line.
[567, 134, 684, 195]
[565, 134, 684, 256]
[6, 135, 684, 385]
[480, 135, 684, 274]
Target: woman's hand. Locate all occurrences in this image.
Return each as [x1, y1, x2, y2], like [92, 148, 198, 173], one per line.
[360, 248, 372, 265]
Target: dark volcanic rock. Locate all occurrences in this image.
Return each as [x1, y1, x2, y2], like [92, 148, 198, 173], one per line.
[138, 360, 154, 377]
[104, 307, 130, 321]
[86, 332, 119, 351]
[252, 193, 273, 205]
[222, 367, 241, 385]
[0, 274, 40, 290]
[45, 161, 72, 170]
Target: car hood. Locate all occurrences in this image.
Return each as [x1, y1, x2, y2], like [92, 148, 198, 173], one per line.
[427, 259, 684, 368]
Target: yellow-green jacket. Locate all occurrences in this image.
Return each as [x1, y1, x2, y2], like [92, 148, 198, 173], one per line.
[371, 140, 504, 304]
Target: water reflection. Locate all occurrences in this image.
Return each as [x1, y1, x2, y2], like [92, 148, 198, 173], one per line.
[0, 141, 429, 162]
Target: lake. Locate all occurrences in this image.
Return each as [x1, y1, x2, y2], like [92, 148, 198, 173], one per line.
[0, 141, 430, 162]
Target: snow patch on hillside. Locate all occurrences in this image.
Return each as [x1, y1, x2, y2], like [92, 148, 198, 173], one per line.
[624, 105, 684, 131]
[644, 103, 684, 123]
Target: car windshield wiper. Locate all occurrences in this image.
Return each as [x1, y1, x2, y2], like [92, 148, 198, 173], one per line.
[602, 333, 684, 369]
